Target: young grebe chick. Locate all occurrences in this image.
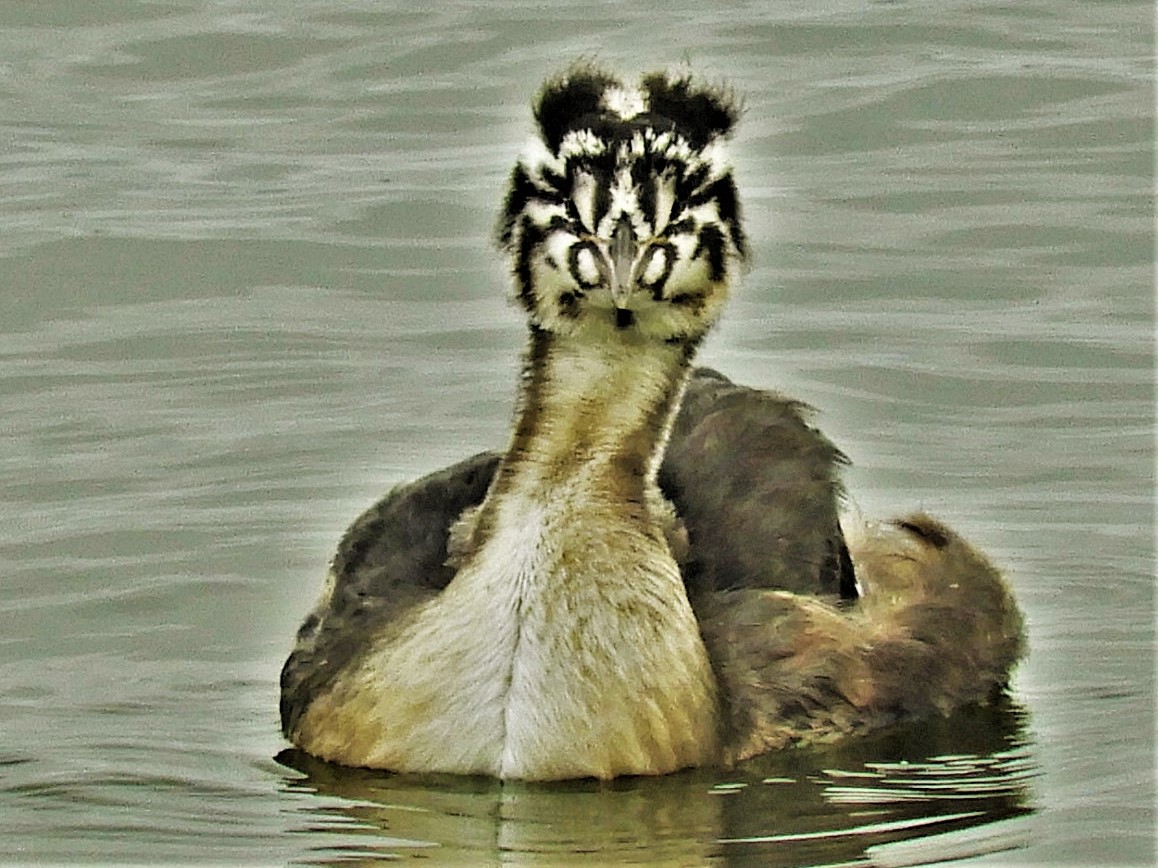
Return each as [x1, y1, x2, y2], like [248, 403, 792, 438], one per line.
[280, 66, 1024, 780]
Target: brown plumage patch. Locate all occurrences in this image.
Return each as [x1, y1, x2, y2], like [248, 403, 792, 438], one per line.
[660, 368, 853, 598]
[702, 511, 1024, 763]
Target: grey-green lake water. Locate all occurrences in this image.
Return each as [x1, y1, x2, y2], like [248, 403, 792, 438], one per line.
[1, 1, 1153, 865]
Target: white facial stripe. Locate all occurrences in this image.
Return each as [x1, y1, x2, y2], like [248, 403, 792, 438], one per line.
[596, 170, 642, 238]
[524, 199, 570, 230]
[668, 201, 724, 239]
[653, 174, 676, 235]
[521, 136, 564, 179]
[572, 246, 601, 286]
[640, 247, 668, 286]
[690, 140, 731, 184]
[545, 230, 578, 269]
[559, 129, 607, 160]
[601, 85, 647, 119]
[572, 171, 597, 233]
[652, 131, 694, 165]
[523, 122, 735, 235]
[670, 232, 699, 264]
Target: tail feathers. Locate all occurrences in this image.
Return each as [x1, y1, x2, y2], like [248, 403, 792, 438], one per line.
[699, 513, 1025, 763]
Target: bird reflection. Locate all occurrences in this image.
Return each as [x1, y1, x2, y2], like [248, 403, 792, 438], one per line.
[275, 696, 1034, 866]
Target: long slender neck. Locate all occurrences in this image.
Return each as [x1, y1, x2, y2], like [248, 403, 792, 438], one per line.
[332, 322, 720, 780]
[487, 324, 697, 510]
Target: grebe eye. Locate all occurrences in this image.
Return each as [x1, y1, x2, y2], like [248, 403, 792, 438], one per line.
[638, 244, 674, 292]
[569, 242, 603, 288]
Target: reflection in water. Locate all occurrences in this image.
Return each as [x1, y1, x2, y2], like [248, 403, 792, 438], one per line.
[275, 698, 1033, 866]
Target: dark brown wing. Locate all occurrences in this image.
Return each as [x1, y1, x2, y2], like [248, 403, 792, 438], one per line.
[662, 367, 856, 599]
[279, 451, 498, 736]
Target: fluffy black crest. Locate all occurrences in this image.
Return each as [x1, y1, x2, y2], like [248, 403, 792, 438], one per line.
[641, 73, 739, 149]
[531, 64, 740, 153]
[533, 65, 622, 152]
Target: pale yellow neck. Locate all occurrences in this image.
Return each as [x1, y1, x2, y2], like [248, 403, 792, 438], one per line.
[294, 324, 719, 780]
[485, 324, 695, 515]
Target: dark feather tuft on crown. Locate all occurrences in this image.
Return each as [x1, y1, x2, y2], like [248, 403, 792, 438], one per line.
[532, 64, 740, 153]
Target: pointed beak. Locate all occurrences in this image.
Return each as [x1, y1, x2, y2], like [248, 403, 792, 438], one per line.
[609, 218, 637, 308]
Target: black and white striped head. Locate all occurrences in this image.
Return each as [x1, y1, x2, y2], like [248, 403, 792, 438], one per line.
[498, 66, 747, 344]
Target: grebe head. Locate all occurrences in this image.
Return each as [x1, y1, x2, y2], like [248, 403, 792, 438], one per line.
[497, 65, 748, 344]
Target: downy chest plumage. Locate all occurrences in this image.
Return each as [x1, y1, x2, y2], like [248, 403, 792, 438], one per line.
[293, 336, 720, 780]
